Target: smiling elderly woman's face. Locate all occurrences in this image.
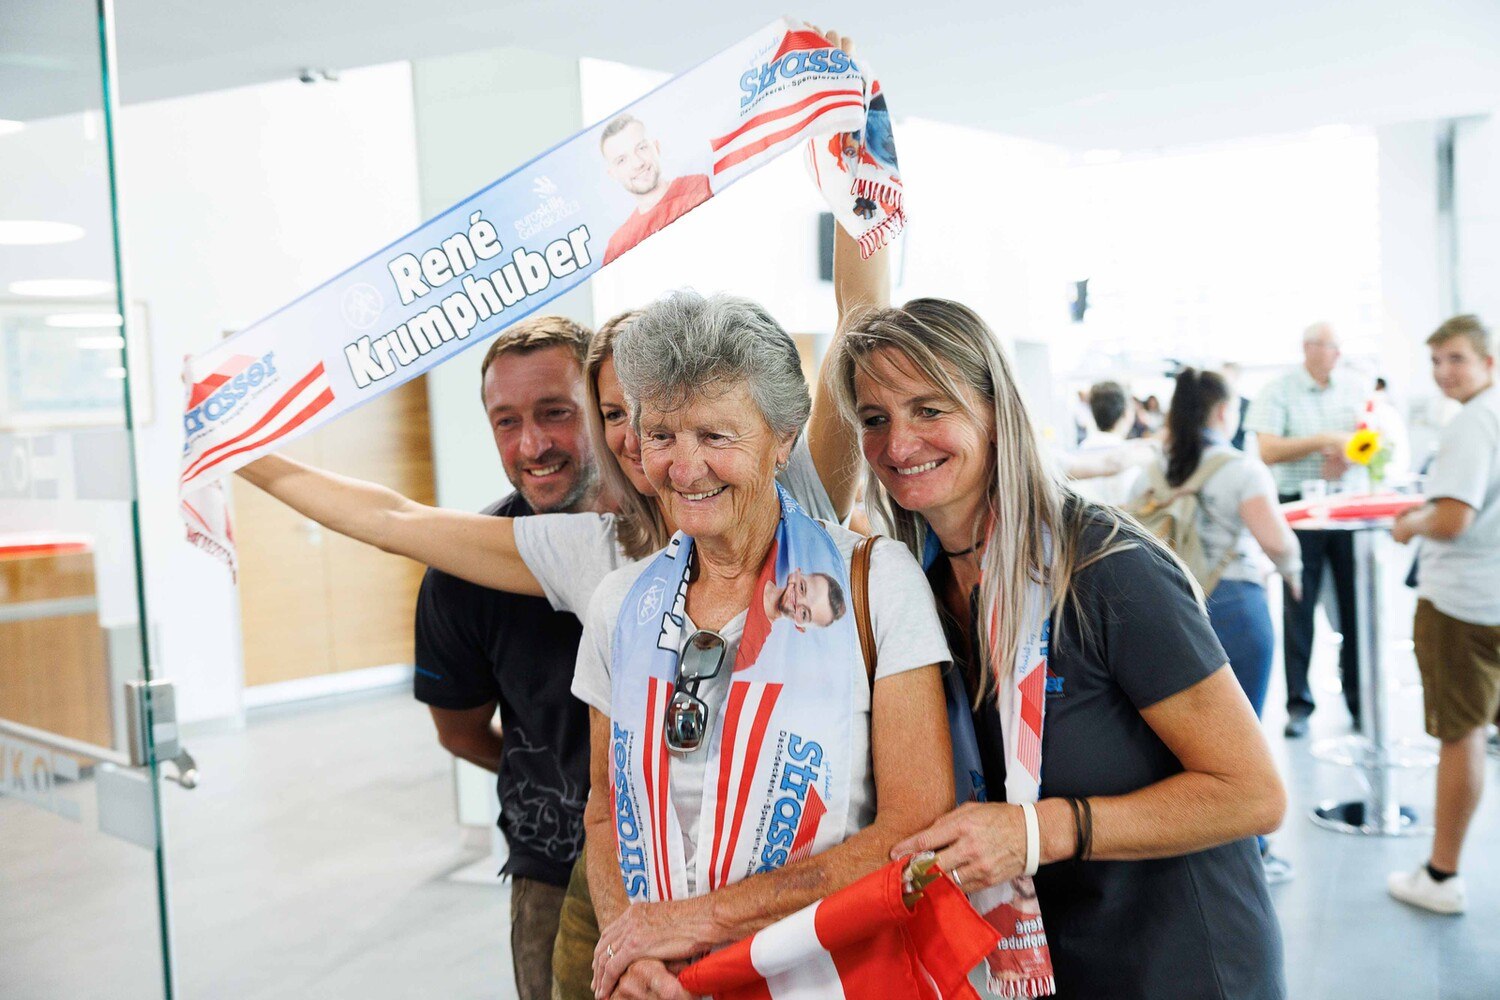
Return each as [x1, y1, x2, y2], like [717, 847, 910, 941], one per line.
[639, 381, 793, 543]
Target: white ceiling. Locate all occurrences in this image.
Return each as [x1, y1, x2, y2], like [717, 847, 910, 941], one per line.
[4, 0, 1500, 149]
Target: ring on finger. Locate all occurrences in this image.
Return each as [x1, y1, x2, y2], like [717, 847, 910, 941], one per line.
[606, 944, 615, 961]
[951, 865, 964, 887]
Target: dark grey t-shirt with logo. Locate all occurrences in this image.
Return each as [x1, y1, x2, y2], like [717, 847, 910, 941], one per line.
[961, 517, 1284, 1000]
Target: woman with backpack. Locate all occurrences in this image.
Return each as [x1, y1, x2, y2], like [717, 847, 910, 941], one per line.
[1129, 367, 1303, 881]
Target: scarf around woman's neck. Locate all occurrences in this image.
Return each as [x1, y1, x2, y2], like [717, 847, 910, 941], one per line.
[610, 485, 860, 903]
[925, 530, 1057, 998]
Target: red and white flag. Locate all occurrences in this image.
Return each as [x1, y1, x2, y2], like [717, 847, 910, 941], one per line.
[678, 860, 999, 1000]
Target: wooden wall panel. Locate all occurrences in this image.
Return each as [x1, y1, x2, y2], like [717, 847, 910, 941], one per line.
[321, 377, 437, 674]
[0, 552, 112, 747]
[237, 378, 436, 686]
[233, 435, 335, 687]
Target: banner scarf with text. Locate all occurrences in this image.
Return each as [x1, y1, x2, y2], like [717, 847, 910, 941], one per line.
[179, 18, 904, 571]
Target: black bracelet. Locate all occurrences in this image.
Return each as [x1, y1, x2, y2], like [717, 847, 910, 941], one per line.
[1064, 796, 1085, 863]
[1086, 798, 1096, 861]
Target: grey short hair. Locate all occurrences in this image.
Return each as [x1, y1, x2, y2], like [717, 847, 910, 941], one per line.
[613, 290, 811, 439]
[1303, 321, 1337, 345]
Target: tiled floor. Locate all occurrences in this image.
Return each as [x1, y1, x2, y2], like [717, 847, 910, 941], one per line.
[3, 589, 1498, 999]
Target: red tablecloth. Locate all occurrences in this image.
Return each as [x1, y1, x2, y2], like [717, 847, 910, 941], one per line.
[1281, 493, 1425, 525]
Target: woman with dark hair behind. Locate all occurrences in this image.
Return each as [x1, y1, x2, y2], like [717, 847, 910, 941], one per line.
[1132, 366, 1303, 881]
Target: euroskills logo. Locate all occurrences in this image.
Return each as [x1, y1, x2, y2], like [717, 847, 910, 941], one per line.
[638, 579, 665, 625]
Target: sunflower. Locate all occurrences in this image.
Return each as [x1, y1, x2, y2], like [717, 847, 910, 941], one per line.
[1346, 428, 1382, 465]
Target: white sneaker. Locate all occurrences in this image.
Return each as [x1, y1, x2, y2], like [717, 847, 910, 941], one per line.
[1261, 851, 1295, 886]
[1387, 866, 1465, 914]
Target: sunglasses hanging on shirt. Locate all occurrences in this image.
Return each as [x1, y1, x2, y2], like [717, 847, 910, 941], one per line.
[664, 628, 727, 753]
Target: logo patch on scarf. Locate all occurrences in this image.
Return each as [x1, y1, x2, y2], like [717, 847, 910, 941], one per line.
[611, 723, 649, 900]
[755, 733, 826, 872]
[637, 579, 664, 624]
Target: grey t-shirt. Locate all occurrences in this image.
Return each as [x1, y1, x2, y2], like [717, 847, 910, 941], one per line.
[1418, 385, 1500, 625]
[1131, 444, 1282, 586]
[968, 517, 1284, 1000]
[512, 436, 836, 617]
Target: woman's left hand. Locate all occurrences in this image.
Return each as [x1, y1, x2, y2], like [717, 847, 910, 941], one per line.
[593, 898, 716, 999]
[602, 959, 693, 1000]
[889, 801, 1027, 893]
[1391, 511, 1417, 544]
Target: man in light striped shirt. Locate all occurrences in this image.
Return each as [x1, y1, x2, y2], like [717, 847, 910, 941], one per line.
[1244, 322, 1366, 737]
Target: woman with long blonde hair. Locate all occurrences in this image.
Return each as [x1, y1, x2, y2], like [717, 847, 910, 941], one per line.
[832, 299, 1288, 1000]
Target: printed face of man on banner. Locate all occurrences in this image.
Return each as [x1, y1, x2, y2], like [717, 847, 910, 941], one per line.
[601, 116, 666, 197]
[762, 568, 846, 632]
[597, 114, 713, 264]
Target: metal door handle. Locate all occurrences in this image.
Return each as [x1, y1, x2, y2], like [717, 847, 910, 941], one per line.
[163, 747, 198, 789]
[125, 679, 200, 789]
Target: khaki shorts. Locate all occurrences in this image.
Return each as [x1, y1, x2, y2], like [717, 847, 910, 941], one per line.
[550, 856, 600, 1000]
[1413, 599, 1500, 741]
[510, 876, 566, 1000]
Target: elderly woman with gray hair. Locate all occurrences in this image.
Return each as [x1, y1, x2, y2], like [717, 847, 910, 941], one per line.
[575, 291, 954, 1000]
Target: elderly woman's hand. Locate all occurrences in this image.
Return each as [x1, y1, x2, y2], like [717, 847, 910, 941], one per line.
[889, 801, 1029, 893]
[603, 959, 693, 1000]
[593, 897, 718, 999]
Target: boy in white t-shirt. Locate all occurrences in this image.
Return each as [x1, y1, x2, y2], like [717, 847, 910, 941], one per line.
[1388, 315, 1500, 915]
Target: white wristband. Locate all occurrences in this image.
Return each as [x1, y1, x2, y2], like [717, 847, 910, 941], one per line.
[1020, 801, 1040, 877]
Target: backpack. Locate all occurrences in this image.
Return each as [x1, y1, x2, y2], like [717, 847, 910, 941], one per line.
[1125, 451, 1238, 595]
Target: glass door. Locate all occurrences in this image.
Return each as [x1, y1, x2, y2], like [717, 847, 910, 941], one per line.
[0, 2, 180, 997]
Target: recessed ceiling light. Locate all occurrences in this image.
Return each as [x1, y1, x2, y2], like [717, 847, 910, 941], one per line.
[45, 312, 122, 328]
[0, 120, 23, 137]
[0, 220, 85, 245]
[1309, 124, 1354, 142]
[76, 335, 126, 350]
[8, 278, 114, 297]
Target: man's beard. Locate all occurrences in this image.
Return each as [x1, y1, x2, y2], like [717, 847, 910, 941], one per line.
[625, 165, 662, 196]
[517, 457, 598, 514]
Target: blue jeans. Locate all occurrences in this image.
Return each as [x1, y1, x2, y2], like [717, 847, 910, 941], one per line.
[1207, 579, 1276, 854]
[1207, 579, 1274, 717]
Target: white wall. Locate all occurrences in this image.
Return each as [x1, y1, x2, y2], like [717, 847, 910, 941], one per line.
[115, 64, 422, 724]
[892, 120, 1068, 343]
[1375, 120, 1448, 446]
[1456, 114, 1500, 324]
[410, 48, 592, 513]
[581, 58, 1070, 408]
